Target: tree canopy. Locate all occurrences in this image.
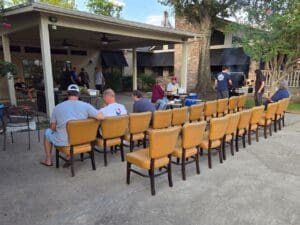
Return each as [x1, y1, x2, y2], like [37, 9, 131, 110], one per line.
[85, 0, 123, 18]
[3, 0, 76, 9]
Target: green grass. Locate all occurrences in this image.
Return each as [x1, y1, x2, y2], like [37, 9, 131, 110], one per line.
[287, 102, 300, 112]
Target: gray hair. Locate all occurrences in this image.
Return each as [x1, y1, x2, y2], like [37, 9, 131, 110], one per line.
[103, 88, 115, 97]
[278, 80, 288, 89]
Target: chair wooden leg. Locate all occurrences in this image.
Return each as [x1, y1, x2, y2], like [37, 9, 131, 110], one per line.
[90, 149, 96, 170]
[181, 150, 186, 180]
[104, 141, 107, 167]
[256, 128, 259, 142]
[176, 158, 180, 164]
[167, 155, 173, 187]
[269, 124, 272, 136]
[242, 133, 246, 148]
[149, 159, 155, 195]
[126, 162, 131, 184]
[80, 153, 84, 161]
[208, 148, 212, 169]
[200, 148, 203, 156]
[235, 135, 239, 152]
[219, 141, 223, 164]
[282, 115, 285, 127]
[230, 139, 234, 156]
[120, 139, 125, 162]
[143, 135, 146, 148]
[264, 126, 267, 139]
[56, 149, 59, 168]
[129, 140, 133, 152]
[195, 147, 200, 174]
[222, 137, 226, 160]
[70, 148, 75, 177]
[279, 118, 282, 130]
[274, 116, 277, 132]
[248, 129, 251, 145]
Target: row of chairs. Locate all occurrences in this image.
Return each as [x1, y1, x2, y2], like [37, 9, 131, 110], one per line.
[54, 97, 289, 194]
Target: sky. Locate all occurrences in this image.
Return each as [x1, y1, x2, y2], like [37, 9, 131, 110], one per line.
[76, 0, 175, 27]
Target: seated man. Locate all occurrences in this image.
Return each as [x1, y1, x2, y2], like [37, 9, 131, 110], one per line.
[151, 79, 168, 110]
[14, 77, 35, 102]
[132, 90, 155, 113]
[264, 80, 289, 109]
[99, 89, 127, 117]
[166, 76, 179, 95]
[41, 84, 103, 166]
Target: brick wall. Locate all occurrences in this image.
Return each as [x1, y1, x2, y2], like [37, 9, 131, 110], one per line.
[175, 16, 202, 91]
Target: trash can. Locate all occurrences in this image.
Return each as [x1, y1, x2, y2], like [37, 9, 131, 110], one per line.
[184, 93, 198, 106]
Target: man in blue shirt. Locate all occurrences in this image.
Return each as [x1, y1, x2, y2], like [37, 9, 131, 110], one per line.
[264, 80, 289, 109]
[215, 66, 232, 99]
[132, 90, 155, 113]
[40, 84, 103, 167]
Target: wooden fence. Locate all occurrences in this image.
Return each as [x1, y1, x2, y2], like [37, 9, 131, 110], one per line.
[262, 70, 300, 87]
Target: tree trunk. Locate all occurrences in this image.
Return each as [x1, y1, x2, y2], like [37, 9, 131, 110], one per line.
[194, 14, 215, 99]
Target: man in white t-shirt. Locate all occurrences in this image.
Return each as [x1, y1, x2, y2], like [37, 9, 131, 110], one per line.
[166, 76, 180, 95]
[99, 89, 127, 117]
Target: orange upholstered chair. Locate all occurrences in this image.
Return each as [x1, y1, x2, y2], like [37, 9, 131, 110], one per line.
[189, 103, 204, 122]
[200, 117, 228, 168]
[217, 98, 228, 117]
[152, 110, 172, 129]
[55, 118, 100, 177]
[228, 96, 239, 113]
[258, 102, 278, 139]
[235, 109, 252, 152]
[95, 115, 129, 166]
[124, 112, 152, 152]
[248, 106, 264, 145]
[172, 107, 188, 127]
[172, 121, 206, 180]
[126, 127, 180, 195]
[237, 94, 247, 111]
[281, 98, 290, 127]
[204, 100, 217, 122]
[273, 99, 287, 132]
[223, 113, 240, 159]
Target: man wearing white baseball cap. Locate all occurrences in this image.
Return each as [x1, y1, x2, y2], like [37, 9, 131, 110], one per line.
[40, 84, 103, 167]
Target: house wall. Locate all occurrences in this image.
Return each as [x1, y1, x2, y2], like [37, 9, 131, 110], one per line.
[0, 47, 100, 100]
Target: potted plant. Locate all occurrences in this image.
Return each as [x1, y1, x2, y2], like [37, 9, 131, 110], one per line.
[0, 61, 17, 79]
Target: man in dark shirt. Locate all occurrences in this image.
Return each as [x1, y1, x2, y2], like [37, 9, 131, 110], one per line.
[254, 69, 266, 106]
[132, 90, 155, 113]
[215, 66, 232, 99]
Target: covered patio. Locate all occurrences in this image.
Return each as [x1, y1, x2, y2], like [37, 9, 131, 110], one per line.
[1, 2, 196, 116]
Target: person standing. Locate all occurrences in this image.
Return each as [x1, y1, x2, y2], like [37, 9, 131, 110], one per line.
[70, 67, 77, 84]
[132, 90, 155, 113]
[254, 69, 266, 106]
[94, 67, 105, 94]
[215, 66, 232, 99]
[78, 68, 90, 88]
[40, 84, 103, 166]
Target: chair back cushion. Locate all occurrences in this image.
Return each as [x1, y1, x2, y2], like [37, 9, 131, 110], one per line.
[250, 106, 264, 125]
[209, 117, 228, 140]
[238, 95, 247, 108]
[228, 96, 239, 111]
[225, 112, 240, 135]
[189, 103, 204, 121]
[148, 127, 180, 159]
[282, 98, 290, 112]
[217, 98, 228, 114]
[237, 109, 252, 129]
[275, 100, 286, 115]
[67, 118, 100, 145]
[129, 112, 152, 134]
[265, 102, 278, 119]
[204, 100, 217, 117]
[182, 121, 206, 149]
[172, 107, 188, 126]
[101, 115, 129, 139]
[152, 110, 172, 129]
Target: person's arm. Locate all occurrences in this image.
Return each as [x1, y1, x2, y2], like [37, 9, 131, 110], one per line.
[50, 122, 56, 131]
[257, 81, 265, 93]
[95, 111, 104, 120]
[214, 79, 218, 88]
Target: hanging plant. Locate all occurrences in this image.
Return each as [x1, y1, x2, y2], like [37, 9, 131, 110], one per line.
[0, 61, 17, 78]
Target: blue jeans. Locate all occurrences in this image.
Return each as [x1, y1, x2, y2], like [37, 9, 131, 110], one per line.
[156, 97, 168, 110]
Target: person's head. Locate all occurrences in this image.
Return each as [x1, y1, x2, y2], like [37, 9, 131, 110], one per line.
[222, 66, 230, 73]
[278, 80, 288, 90]
[72, 67, 76, 71]
[103, 88, 116, 105]
[77, 76, 82, 81]
[81, 68, 85, 72]
[171, 76, 177, 84]
[67, 84, 80, 99]
[255, 69, 262, 77]
[132, 90, 143, 101]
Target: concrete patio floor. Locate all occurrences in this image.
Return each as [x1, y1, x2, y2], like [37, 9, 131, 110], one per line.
[0, 110, 299, 225]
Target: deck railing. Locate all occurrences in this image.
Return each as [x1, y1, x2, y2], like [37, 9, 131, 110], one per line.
[262, 70, 300, 88]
